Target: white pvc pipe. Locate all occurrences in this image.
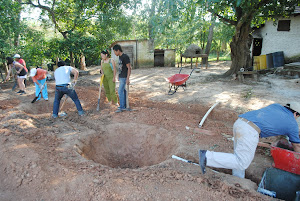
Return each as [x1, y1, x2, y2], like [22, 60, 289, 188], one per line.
[172, 155, 199, 166]
[172, 155, 219, 173]
[199, 102, 220, 128]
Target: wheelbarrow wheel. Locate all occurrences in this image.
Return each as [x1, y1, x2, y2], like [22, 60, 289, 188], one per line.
[168, 84, 179, 95]
[181, 82, 187, 91]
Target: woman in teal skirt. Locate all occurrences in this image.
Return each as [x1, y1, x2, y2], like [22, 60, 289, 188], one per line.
[100, 50, 118, 105]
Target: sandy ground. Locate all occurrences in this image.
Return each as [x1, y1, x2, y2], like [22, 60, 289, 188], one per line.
[1, 61, 299, 200]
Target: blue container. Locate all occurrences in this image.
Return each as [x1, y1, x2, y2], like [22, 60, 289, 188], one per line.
[266, 53, 274, 68]
[273, 51, 284, 67]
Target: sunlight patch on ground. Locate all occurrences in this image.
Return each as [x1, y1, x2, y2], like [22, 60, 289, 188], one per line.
[213, 91, 233, 103]
[13, 144, 30, 150]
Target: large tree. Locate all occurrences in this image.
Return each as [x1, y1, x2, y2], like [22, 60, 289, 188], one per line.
[22, 0, 129, 68]
[199, 0, 299, 76]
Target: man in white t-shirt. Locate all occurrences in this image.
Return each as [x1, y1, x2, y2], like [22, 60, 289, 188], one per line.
[52, 60, 84, 118]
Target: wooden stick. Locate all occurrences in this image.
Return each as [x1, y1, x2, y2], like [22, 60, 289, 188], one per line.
[126, 84, 130, 109]
[96, 75, 104, 111]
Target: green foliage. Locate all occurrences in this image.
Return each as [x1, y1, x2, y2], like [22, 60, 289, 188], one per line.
[131, 0, 235, 58]
[134, 0, 210, 53]
[19, 25, 49, 67]
[0, 0, 23, 55]
[211, 22, 234, 52]
[19, 0, 133, 67]
[242, 88, 253, 100]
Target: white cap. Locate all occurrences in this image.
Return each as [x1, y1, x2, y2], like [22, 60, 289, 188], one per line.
[288, 102, 300, 114]
[13, 54, 21, 58]
[30, 68, 37, 77]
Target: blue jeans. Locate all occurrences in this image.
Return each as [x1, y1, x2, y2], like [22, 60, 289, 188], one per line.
[34, 78, 48, 100]
[52, 85, 83, 116]
[118, 78, 127, 109]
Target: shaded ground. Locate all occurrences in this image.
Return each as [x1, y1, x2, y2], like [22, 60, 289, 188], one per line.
[1, 61, 298, 200]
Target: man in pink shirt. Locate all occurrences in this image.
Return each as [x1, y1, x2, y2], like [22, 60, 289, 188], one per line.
[30, 68, 48, 101]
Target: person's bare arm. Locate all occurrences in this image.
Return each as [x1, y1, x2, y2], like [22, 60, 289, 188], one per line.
[292, 142, 300, 152]
[71, 67, 79, 83]
[5, 65, 12, 81]
[100, 60, 103, 75]
[15, 63, 24, 74]
[126, 63, 131, 85]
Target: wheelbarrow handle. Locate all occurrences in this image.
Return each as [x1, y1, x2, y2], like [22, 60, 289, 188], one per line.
[178, 66, 183, 74]
[189, 63, 198, 77]
[178, 63, 199, 76]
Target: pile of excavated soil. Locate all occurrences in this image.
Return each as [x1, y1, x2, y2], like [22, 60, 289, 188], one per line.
[1, 61, 295, 200]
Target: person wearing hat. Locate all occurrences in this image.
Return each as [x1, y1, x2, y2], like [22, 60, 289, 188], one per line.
[13, 54, 28, 73]
[5, 57, 27, 94]
[199, 103, 300, 178]
[13, 54, 28, 88]
[30, 68, 48, 101]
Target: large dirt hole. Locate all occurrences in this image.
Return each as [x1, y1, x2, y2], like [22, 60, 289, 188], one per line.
[80, 123, 178, 169]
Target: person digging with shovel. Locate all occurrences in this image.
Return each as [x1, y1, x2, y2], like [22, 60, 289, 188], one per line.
[199, 102, 300, 178]
[30, 67, 48, 101]
[52, 60, 84, 119]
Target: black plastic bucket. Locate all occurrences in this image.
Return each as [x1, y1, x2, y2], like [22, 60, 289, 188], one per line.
[266, 53, 274, 68]
[272, 51, 284, 67]
[257, 168, 300, 201]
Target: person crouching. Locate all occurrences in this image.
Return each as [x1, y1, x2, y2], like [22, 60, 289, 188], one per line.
[30, 67, 48, 101]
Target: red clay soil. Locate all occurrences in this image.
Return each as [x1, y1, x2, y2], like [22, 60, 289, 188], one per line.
[0, 77, 275, 200]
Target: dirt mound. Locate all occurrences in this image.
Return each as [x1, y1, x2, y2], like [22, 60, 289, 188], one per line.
[0, 98, 21, 110]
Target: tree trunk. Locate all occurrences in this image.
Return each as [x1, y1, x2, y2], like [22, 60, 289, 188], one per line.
[80, 54, 86, 70]
[223, 22, 252, 77]
[14, 0, 22, 47]
[70, 52, 75, 67]
[217, 51, 220, 62]
[0, 52, 8, 75]
[202, 16, 216, 65]
[55, 57, 59, 71]
[221, 41, 227, 51]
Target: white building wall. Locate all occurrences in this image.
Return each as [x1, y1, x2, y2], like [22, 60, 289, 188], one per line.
[252, 16, 300, 58]
[137, 40, 154, 68]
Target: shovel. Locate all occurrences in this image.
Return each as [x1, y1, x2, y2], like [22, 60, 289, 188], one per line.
[31, 82, 46, 103]
[125, 84, 134, 111]
[96, 74, 104, 111]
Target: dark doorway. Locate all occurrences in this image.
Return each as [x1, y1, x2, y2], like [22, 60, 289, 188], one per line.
[122, 46, 135, 68]
[154, 49, 164, 67]
[252, 38, 263, 57]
